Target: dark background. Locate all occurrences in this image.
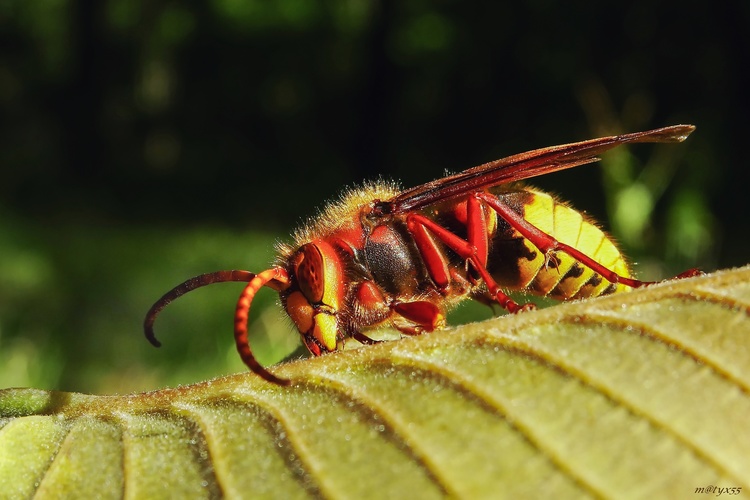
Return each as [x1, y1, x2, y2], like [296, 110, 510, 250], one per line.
[1, 1, 747, 393]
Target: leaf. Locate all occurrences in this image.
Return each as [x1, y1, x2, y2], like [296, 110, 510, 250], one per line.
[1, 267, 749, 498]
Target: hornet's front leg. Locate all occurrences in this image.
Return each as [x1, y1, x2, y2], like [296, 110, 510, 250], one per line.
[349, 281, 447, 344]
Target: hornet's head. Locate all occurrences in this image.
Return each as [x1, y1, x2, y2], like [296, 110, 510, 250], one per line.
[143, 240, 346, 385]
[281, 240, 345, 357]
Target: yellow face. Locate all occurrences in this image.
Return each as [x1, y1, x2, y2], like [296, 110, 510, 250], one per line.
[283, 240, 344, 355]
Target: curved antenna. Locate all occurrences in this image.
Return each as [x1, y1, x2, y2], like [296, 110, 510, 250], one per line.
[144, 270, 258, 347]
[234, 267, 291, 385]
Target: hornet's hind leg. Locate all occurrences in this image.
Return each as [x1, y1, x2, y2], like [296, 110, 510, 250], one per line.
[474, 192, 702, 288]
[403, 192, 702, 314]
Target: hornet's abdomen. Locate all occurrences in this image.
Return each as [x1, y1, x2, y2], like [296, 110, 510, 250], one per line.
[488, 188, 631, 300]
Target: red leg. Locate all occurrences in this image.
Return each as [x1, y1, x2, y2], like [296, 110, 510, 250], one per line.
[673, 268, 704, 279]
[350, 281, 445, 338]
[408, 218, 451, 289]
[467, 196, 489, 268]
[392, 300, 445, 331]
[475, 192, 702, 287]
[476, 192, 650, 288]
[406, 212, 533, 313]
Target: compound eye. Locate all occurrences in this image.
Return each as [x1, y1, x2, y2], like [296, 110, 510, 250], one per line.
[295, 244, 324, 304]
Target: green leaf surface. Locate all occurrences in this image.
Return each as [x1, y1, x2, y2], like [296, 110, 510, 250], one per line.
[1, 267, 749, 499]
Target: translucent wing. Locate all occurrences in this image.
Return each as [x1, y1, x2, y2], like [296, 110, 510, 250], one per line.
[384, 125, 695, 214]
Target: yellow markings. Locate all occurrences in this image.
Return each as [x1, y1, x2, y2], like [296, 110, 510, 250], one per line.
[313, 313, 338, 352]
[522, 190, 555, 234]
[518, 190, 631, 299]
[314, 239, 344, 313]
[515, 239, 545, 289]
[535, 199, 586, 295]
[553, 202, 583, 247]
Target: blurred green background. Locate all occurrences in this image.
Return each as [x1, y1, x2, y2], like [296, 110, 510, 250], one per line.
[1, 1, 747, 394]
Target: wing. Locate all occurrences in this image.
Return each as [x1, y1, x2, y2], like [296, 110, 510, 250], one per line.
[384, 125, 695, 214]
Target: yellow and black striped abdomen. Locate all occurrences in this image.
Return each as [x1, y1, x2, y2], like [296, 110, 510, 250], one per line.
[487, 187, 631, 300]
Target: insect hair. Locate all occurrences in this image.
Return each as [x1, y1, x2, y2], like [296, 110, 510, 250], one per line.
[275, 180, 401, 261]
